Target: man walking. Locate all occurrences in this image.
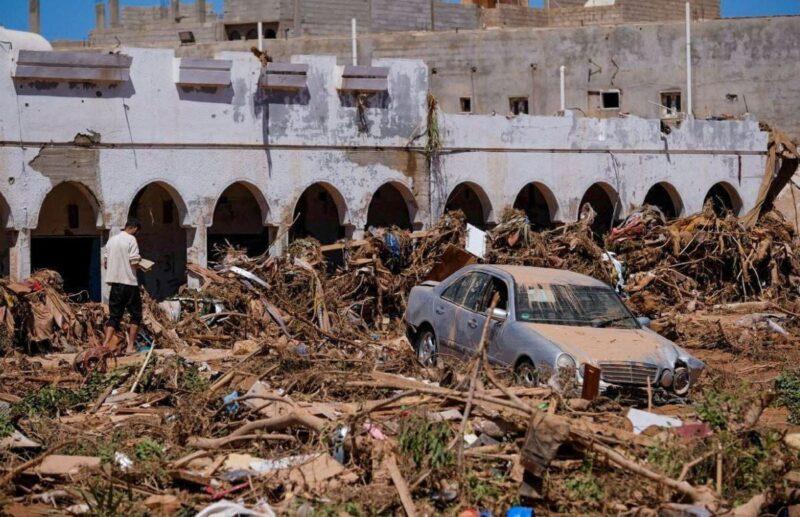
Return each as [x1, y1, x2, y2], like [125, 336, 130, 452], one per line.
[102, 218, 143, 355]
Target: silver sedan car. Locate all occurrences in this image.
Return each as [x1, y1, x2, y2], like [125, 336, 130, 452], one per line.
[404, 264, 704, 395]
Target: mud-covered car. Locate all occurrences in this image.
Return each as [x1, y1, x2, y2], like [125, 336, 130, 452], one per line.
[404, 264, 704, 395]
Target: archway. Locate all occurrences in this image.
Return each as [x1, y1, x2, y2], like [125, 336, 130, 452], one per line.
[209, 183, 272, 261]
[32, 182, 102, 301]
[704, 182, 743, 216]
[579, 182, 621, 236]
[444, 182, 491, 229]
[643, 182, 683, 219]
[366, 183, 415, 231]
[513, 182, 557, 228]
[290, 183, 346, 245]
[0, 195, 11, 278]
[128, 183, 187, 300]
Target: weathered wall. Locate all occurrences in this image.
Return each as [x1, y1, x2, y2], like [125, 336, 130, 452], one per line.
[204, 15, 798, 140]
[0, 45, 769, 295]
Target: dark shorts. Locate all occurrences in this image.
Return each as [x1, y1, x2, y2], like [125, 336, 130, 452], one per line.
[107, 283, 142, 330]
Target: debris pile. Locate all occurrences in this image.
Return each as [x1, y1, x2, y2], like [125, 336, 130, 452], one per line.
[1, 207, 800, 515]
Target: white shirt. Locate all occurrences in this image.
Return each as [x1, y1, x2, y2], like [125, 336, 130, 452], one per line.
[104, 231, 141, 286]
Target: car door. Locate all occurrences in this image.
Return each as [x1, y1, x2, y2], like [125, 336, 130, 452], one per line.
[454, 272, 492, 354]
[434, 272, 475, 353]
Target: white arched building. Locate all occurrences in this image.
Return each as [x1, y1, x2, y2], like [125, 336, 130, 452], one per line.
[0, 34, 768, 300]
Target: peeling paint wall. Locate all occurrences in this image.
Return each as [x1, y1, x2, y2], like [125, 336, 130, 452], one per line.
[0, 45, 768, 295]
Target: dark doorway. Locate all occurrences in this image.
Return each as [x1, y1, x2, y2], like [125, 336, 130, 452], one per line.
[32, 182, 102, 301]
[290, 184, 345, 245]
[445, 183, 488, 229]
[579, 183, 620, 236]
[643, 183, 682, 219]
[32, 237, 101, 301]
[513, 183, 554, 228]
[208, 183, 270, 261]
[366, 183, 413, 231]
[129, 183, 187, 300]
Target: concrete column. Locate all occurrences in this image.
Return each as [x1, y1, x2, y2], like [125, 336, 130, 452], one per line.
[196, 0, 206, 23]
[28, 0, 41, 34]
[268, 226, 288, 257]
[109, 0, 120, 27]
[95, 2, 106, 30]
[9, 229, 31, 281]
[170, 0, 180, 22]
[186, 224, 207, 289]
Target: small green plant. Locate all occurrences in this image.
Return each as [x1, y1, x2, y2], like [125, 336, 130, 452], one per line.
[80, 477, 144, 517]
[134, 437, 165, 461]
[0, 412, 14, 438]
[564, 457, 604, 503]
[775, 369, 800, 424]
[398, 414, 454, 470]
[464, 472, 503, 507]
[694, 382, 750, 430]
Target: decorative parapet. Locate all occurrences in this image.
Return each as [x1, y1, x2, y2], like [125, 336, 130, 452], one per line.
[177, 58, 232, 87]
[339, 66, 389, 93]
[261, 63, 308, 91]
[13, 50, 132, 83]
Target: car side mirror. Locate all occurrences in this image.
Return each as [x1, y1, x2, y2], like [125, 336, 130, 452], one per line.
[636, 316, 652, 329]
[491, 308, 508, 321]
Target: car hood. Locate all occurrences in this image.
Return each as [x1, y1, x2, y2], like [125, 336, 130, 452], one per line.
[526, 323, 677, 366]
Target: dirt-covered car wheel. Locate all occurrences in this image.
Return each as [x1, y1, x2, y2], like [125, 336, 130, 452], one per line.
[414, 328, 438, 367]
[515, 359, 540, 387]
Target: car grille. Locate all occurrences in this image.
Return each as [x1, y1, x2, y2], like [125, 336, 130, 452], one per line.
[599, 362, 659, 386]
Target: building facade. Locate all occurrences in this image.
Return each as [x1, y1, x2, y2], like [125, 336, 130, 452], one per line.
[0, 39, 768, 301]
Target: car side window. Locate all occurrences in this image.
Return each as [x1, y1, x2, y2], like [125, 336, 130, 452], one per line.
[463, 273, 491, 312]
[476, 275, 509, 313]
[442, 273, 474, 306]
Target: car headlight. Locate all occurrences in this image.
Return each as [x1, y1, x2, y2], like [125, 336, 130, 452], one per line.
[556, 353, 577, 371]
[660, 369, 674, 388]
[673, 367, 690, 395]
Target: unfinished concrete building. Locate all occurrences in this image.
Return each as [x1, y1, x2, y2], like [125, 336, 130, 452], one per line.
[0, 27, 769, 301]
[84, 0, 721, 48]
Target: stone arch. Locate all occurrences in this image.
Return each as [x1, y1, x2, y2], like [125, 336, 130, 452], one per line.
[32, 182, 104, 301]
[643, 182, 684, 219]
[128, 182, 188, 300]
[126, 180, 190, 228]
[704, 182, 743, 216]
[290, 182, 349, 245]
[513, 182, 559, 228]
[209, 181, 273, 260]
[365, 181, 418, 231]
[579, 182, 622, 236]
[444, 182, 492, 229]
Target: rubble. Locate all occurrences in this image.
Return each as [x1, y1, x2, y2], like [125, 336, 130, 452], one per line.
[1, 205, 800, 515]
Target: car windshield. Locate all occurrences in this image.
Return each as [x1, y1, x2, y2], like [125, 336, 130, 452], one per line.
[514, 282, 639, 329]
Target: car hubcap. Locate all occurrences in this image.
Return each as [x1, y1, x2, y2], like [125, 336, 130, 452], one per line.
[418, 334, 435, 366]
[518, 365, 538, 386]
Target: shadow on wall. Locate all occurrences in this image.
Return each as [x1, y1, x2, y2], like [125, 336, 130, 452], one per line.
[14, 81, 135, 99]
[178, 85, 235, 104]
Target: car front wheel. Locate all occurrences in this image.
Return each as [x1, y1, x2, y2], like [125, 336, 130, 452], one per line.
[515, 359, 540, 387]
[414, 328, 438, 367]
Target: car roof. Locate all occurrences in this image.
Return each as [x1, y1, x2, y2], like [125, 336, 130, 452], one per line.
[474, 264, 609, 288]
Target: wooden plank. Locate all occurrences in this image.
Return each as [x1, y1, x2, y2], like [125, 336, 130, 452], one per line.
[18, 50, 132, 68]
[319, 230, 432, 253]
[343, 65, 389, 78]
[340, 77, 388, 92]
[385, 453, 418, 517]
[14, 65, 130, 83]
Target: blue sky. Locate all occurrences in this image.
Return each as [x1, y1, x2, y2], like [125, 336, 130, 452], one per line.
[1, 0, 799, 41]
